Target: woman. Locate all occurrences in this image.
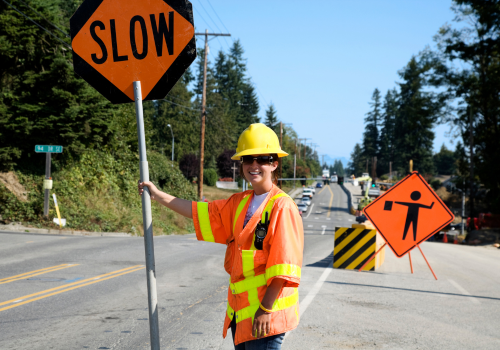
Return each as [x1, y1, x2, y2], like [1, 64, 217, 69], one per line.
[138, 123, 304, 349]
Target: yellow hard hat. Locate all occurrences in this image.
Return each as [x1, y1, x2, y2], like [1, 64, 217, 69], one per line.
[231, 123, 289, 160]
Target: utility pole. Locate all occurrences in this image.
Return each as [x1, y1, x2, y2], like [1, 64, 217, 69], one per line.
[167, 124, 174, 167]
[469, 108, 475, 231]
[278, 122, 292, 188]
[195, 30, 231, 200]
[389, 161, 392, 181]
[293, 153, 296, 189]
[231, 163, 238, 182]
[298, 138, 310, 160]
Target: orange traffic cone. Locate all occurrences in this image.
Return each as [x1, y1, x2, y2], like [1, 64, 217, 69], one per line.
[443, 233, 448, 243]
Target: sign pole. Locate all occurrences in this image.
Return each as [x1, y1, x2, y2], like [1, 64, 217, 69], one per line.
[408, 251, 414, 274]
[417, 245, 438, 280]
[134, 81, 160, 350]
[44, 152, 51, 217]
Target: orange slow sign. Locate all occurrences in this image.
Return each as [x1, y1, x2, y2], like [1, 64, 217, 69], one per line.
[363, 172, 454, 257]
[71, 0, 196, 104]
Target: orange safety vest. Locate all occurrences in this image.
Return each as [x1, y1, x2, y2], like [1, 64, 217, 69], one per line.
[191, 185, 304, 345]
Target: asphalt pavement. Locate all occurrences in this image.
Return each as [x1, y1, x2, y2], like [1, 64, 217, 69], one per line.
[1, 183, 499, 349]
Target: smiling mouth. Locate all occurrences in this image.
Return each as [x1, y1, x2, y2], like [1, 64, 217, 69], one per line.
[249, 171, 261, 175]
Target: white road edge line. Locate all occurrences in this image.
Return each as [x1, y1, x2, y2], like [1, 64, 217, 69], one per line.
[448, 279, 480, 304]
[284, 260, 333, 341]
[304, 204, 314, 219]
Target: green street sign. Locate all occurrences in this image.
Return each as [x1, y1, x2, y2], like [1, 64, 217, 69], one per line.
[35, 145, 63, 153]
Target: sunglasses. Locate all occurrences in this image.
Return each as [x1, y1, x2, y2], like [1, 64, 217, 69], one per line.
[240, 155, 275, 165]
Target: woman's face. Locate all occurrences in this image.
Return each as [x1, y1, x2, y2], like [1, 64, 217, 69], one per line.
[242, 154, 278, 188]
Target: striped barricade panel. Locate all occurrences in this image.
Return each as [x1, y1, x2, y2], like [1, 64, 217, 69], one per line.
[333, 227, 382, 271]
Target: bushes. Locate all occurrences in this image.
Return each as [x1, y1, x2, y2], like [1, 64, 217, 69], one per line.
[430, 179, 442, 190]
[0, 148, 196, 234]
[203, 168, 218, 186]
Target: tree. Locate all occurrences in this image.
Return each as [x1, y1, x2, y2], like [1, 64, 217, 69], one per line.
[362, 88, 382, 168]
[179, 153, 199, 180]
[378, 89, 398, 175]
[217, 149, 239, 178]
[434, 144, 457, 175]
[264, 104, 279, 132]
[430, 0, 500, 209]
[393, 57, 443, 175]
[0, 0, 130, 172]
[348, 143, 365, 177]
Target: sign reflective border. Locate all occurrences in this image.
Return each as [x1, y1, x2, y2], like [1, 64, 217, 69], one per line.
[71, 0, 196, 104]
[35, 145, 63, 153]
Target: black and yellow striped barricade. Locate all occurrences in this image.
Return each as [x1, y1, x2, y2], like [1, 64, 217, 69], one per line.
[333, 224, 386, 271]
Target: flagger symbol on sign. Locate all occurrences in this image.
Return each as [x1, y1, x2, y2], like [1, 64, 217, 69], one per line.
[384, 191, 435, 241]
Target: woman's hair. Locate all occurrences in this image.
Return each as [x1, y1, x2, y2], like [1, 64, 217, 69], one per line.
[239, 154, 281, 185]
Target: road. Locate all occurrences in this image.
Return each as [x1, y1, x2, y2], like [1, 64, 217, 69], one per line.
[1, 183, 499, 349]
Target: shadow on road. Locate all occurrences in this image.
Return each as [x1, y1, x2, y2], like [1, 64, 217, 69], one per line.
[326, 281, 500, 302]
[306, 253, 333, 268]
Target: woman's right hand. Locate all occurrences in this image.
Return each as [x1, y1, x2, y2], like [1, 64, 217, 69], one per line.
[138, 180, 160, 201]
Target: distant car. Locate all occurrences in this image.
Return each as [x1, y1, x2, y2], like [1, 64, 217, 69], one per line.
[308, 186, 316, 194]
[316, 182, 323, 188]
[302, 189, 313, 198]
[297, 203, 307, 213]
[301, 197, 311, 206]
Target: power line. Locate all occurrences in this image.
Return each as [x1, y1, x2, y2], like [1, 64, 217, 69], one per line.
[204, 0, 232, 48]
[194, 1, 228, 51]
[2, 0, 71, 50]
[17, 0, 70, 38]
[205, 0, 230, 33]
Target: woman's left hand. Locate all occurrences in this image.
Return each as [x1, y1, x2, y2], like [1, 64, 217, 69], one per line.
[252, 308, 271, 338]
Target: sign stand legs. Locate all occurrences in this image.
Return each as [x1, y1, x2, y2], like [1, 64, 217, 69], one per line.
[358, 243, 387, 272]
[44, 152, 51, 217]
[417, 245, 438, 280]
[408, 251, 413, 274]
[134, 81, 160, 350]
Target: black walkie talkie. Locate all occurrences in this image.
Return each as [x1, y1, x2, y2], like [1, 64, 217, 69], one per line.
[254, 212, 269, 250]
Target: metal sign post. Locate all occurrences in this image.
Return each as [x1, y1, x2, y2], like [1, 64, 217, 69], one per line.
[35, 145, 63, 217]
[44, 153, 51, 217]
[134, 81, 160, 350]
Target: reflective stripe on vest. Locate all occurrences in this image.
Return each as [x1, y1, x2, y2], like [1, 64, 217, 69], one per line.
[230, 274, 266, 294]
[265, 264, 301, 283]
[234, 288, 299, 324]
[197, 202, 215, 242]
[233, 194, 251, 234]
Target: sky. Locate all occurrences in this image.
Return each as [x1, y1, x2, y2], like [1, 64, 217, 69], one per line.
[190, 0, 458, 164]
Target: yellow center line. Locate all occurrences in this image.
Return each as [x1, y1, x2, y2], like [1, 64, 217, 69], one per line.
[317, 186, 327, 195]
[327, 185, 334, 218]
[0, 265, 143, 308]
[0, 266, 144, 312]
[0, 264, 75, 283]
[0, 264, 79, 285]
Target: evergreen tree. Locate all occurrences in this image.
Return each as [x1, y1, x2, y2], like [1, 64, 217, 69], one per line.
[264, 104, 279, 132]
[362, 89, 381, 167]
[430, 0, 500, 209]
[433, 144, 457, 175]
[348, 143, 365, 177]
[378, 89, 398, 175]
[0, 0, 133, 172]
[214, 41, 259, 136]
[393, 57, 442, 175]
[193, 48, 236, 166]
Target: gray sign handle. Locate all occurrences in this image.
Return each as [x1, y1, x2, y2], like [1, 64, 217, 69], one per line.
[134, 81, 160, 350]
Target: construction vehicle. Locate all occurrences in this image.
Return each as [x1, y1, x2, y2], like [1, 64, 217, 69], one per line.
[355, 175, 378, 210]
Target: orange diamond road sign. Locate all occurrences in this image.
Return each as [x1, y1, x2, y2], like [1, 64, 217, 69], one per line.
[363, 172, 454, 257]
[71, 0, 196, 104]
